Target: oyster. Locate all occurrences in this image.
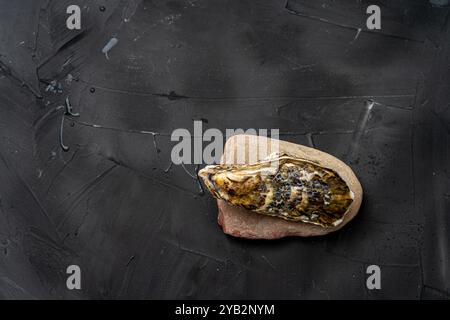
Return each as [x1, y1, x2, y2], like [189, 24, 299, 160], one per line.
[198, 155, 354, 228]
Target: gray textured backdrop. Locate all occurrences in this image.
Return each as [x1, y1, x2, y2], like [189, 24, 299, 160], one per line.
[0, 0, 449, 299]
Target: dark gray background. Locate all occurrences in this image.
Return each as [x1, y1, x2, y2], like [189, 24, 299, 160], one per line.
[0, 0, 449, 299]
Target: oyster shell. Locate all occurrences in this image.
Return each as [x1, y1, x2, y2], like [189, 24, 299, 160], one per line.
[198, 155, 354, 228]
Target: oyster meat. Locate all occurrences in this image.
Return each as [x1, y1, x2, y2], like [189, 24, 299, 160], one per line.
[198, 155, 354, 228]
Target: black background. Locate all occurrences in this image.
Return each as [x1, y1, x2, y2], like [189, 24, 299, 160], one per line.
[0, 0, 449, 299]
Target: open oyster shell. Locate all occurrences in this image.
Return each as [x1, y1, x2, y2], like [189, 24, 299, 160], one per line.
[198, 155, 354, 228]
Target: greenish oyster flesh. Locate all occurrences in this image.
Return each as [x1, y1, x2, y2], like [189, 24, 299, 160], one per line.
[198, 156, 354, 228]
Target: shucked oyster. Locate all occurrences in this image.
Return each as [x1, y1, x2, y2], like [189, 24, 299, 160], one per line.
[198, 155, 354, 228]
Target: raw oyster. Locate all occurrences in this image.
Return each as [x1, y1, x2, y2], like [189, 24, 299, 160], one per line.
[198, 155, 354, 228]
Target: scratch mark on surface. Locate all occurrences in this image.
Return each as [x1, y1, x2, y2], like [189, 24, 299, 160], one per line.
[0, 59, 42, 98]
[418, 246, 424, 298]
[64, 96, 79, 117]
[102, 155, 198, 196]
[151, 133, 160, 153]
[78, 79, 416, 102]
[372, 100, 413, 111]
[431, 109, 450, 134]
[78, 78, 188, 101]
[166, 240, 225, 264]
[71, 208, 90, 239]
[122, 0, 140, 23]
[280, 130, 354, 136]
[33, 105, 64, 130]
[280, 55, 316, 71]
[0, 277, 37, 299]
[261, 255, 276, 271]
[126, 255, 136, 266]
[156, 91, 189, 100]
[59, 96, 81, 152]
[37, 29, 90, 70]
[346, 100, 374, 162]
[164, 162, 173, 173]
[277, 95, 414, 113]
[306, 132, 315, 148]
[181, 164, 204, 195]
[45, 149, 78, 195]
[102, 37, 119, 60]
[59, 114, 69, 152]
[56, 164, 117, 229]
[69, 117, 355, 138]
[0, 149, 61, 242]
[350, 28, 362, 44]
[285, 4, 424, 43]
[67, 117, 168, 136]
[423, 285, 450, 298]
[194, 165, 204, 195]
[180, 163, 196, 179]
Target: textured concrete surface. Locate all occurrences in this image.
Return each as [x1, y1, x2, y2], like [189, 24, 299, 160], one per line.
[0, 0, 449, 299]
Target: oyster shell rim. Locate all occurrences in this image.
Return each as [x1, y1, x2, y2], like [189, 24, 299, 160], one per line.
[199, 153, 355, 228]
